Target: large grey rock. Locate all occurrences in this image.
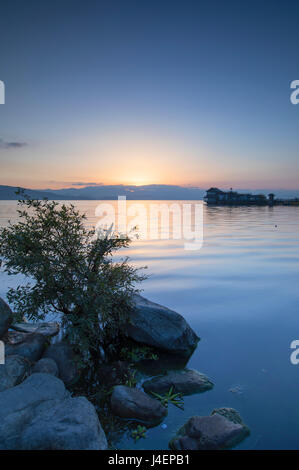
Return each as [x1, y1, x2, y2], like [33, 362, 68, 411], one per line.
[0, 355, 30, 391]
[143, 369, 213, 396]
[111, 385, 167, 426]
[126, 295, 199, 357]
[32, 358, 59, 377]
[169, 408, 250, 450]
[11, 322, 60, 337]
[43, 342, 78, 385]
[0, 373, 107, 450]
[5, 332, 47, 362]
[0, 297, 12, 339]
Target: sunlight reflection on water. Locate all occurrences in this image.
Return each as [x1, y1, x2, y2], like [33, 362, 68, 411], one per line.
[1, 200, 299, 449]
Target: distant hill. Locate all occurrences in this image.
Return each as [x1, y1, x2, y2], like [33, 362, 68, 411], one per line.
[0, 184, 206, 200]
[0, 184, 298, 201]
[0, 185, 78, 200]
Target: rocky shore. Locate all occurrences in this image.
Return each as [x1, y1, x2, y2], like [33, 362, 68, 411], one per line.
[0, 294, 250, 450]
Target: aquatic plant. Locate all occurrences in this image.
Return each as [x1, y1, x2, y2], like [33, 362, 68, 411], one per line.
[131, 425, 147, 441]
[150, 386, 184, 410]
[124, 368, 138, 388]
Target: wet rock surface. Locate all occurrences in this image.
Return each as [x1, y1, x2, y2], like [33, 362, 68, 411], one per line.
[126, 295, 199, 357]
[32, 358, 59, 377]
[143, 369, 214, 396]
[42, 342, 78, 385]
[5, 332, 47, 362]
[0, 373, 107, 450]
[111, 385, 167, 426]
[0, 355, 30, 391]
[11, 322, 60, 337]
[169, 408, 250, 450]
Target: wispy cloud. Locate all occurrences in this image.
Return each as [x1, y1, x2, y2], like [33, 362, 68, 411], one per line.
[0, 138, 27, 149]
[70, 182, 102, 186]
[47, 181, 103, 187]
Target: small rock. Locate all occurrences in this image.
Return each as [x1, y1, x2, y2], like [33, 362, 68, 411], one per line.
[5, 332, 47, 362]
[126, 295, 199, 357]
[0, 297, 12, 339]
[11, 322, 60, 337]
[111, 385, 167, 426]
[43, 342, 78, 385]
[229, 384, 243, 395]
[0, 373, 107, 450]
[0, 355, 30, 391]
[32, 358, 59, 377]
[169, 408, 250, 450]
[211, 407, 248, 425]
[143, 369, 213, 396]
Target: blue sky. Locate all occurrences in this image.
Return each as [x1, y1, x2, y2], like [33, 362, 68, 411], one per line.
[0, 0, 298, 189]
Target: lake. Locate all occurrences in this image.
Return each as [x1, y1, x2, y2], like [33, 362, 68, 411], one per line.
[1, 200, 299, 449]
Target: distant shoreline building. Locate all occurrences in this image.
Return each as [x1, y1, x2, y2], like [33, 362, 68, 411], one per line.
[204, 188, 299, 206]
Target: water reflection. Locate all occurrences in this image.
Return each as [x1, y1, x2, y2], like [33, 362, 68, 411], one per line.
[1, 201, 299, 449]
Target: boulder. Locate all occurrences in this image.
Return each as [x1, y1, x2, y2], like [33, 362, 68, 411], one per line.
[0, 373, 108, 450]
[32, 358, 59, 377]
[111, 385, 167, 426]
[0, 297, 12, 339]
[43, 342, 78, 385]
[126, 295, 199, 357]
[169, 408, 250, 450]
[11, 322, 60, 337]
[0, 355, 30, 392]
[5, 332, 47, 362]
[143, 369, 213, 396]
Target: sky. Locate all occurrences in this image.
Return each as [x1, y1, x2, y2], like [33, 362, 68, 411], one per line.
[0, 0, 299, 190]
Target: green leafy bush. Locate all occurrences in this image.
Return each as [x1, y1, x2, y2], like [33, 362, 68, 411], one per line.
[0, 194, 146, 375]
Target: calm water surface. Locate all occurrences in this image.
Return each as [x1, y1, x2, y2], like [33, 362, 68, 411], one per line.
[1, 200, 299, 449]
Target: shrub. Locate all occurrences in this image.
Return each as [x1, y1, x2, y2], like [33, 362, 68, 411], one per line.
[0, 193, 146, 374]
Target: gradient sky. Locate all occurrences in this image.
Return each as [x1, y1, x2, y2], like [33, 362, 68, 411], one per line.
[0, 0, 299, 190]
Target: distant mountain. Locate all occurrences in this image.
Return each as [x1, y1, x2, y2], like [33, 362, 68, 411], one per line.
[0, 184, 298, 201]
[0, 184, 206, 200]
[0, 185, 73, 200]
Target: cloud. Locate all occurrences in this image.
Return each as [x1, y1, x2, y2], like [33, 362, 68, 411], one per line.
[46, 181, 103, 187]
[70, 182, 102, 186]
[0, 138, 27, 149]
